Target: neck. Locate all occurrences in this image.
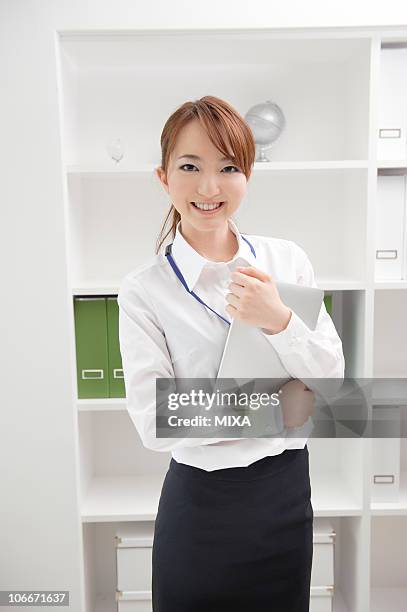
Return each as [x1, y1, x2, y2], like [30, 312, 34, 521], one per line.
[179, 220, 238, 262]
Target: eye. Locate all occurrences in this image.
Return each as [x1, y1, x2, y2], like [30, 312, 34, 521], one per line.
[179, 164, 198, 171]
[222, 165, 240, 173]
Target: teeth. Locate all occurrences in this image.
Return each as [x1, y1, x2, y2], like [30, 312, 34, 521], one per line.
[193, 202, 222, 211]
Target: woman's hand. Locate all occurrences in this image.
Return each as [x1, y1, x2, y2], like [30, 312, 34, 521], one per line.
[279, 379, 315, 428]
[225, 266, 292, 334]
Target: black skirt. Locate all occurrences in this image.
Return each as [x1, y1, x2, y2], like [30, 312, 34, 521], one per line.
[152, 446, 313, 612]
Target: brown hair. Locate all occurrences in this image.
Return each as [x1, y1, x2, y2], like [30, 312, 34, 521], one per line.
[155, 95, 256, 254]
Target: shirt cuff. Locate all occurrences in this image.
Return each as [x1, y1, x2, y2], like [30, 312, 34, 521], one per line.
[284, 416, 314, 439]
[261, 310, 311, 355]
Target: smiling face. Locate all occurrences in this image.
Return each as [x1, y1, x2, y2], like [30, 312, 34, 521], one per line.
[156, 119, 248, 237]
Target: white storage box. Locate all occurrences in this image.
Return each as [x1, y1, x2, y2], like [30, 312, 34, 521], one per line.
[115, 521, 154, 609]
[116, 591, 152, 612]
[311, 518, 336, 587]
[372, 406, 401, 502]
[378, 46, 407, 160]
[310, 586, 334, 612]
[375, 174, 406, 281]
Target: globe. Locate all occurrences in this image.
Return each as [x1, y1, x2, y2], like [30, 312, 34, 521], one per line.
[244, 100, 286, 162]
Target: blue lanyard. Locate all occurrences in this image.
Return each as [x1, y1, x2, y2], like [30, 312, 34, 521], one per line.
[165, 234, 256, 326]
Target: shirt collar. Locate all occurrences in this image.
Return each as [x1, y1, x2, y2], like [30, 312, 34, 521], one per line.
[170, 217, 257, 291]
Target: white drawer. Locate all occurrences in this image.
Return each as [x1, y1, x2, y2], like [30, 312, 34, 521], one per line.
[117, 592, 152, 612]
[310, 586, 334, 612]
[311, 518, 335, 587]
[115, 522, 155, 593]
[117, 588, 332, 612]
[115, 519, 334, 597]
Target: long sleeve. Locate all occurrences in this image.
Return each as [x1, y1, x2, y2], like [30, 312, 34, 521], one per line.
[117, 276, 237, 452]
[262, 241, 345, 386]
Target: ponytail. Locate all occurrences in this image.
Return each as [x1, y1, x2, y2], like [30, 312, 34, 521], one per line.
[155, 205, 181, 255]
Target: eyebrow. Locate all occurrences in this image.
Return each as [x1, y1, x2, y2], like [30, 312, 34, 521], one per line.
[177, 154, 234, 162]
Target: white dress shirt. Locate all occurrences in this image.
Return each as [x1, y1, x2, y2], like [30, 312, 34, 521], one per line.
[117, 217, 345, 471]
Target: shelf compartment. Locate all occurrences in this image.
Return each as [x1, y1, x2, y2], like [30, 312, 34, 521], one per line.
[82, 474, 165, 523]
[59, 33, 371, 166]
[237, 169, 367, 285]
[86, 518, 352, 612]
[373, 290, 407, 377]
[79, 414, 365, 521]
[370, 516, 407, 611]
[308, 440, 364, 516]
[66, 168, 368, 290]
[371, 414, 407, 515]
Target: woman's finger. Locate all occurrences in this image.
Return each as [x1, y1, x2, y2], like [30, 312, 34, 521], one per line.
[228, 281, 245, 297]
[225, 292, 240, 308]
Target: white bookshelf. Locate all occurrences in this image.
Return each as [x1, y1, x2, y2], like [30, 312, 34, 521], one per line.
[55, 27, 407, 612]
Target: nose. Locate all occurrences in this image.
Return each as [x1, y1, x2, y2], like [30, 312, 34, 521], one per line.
[196, 173, 222, 200]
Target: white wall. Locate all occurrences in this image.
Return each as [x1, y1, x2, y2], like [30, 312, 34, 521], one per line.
[1, 1, 407, 610]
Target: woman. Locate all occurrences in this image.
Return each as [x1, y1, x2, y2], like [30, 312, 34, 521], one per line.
[118, 95, 345, 611]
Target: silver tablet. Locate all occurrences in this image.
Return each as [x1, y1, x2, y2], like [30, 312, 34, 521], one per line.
[216, 282, 324, 386]
[214, 282, 324, 436]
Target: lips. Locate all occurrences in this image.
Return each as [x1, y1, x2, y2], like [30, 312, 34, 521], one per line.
[191, 202, 225, 214]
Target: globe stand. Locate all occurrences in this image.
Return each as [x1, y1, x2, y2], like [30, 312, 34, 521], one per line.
[256, 144, 273, 163]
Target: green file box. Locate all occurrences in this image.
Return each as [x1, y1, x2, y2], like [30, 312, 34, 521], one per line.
[106, 297, 125, 398]
[74, 297, 109, 399]
[324, 294, 333, 317]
